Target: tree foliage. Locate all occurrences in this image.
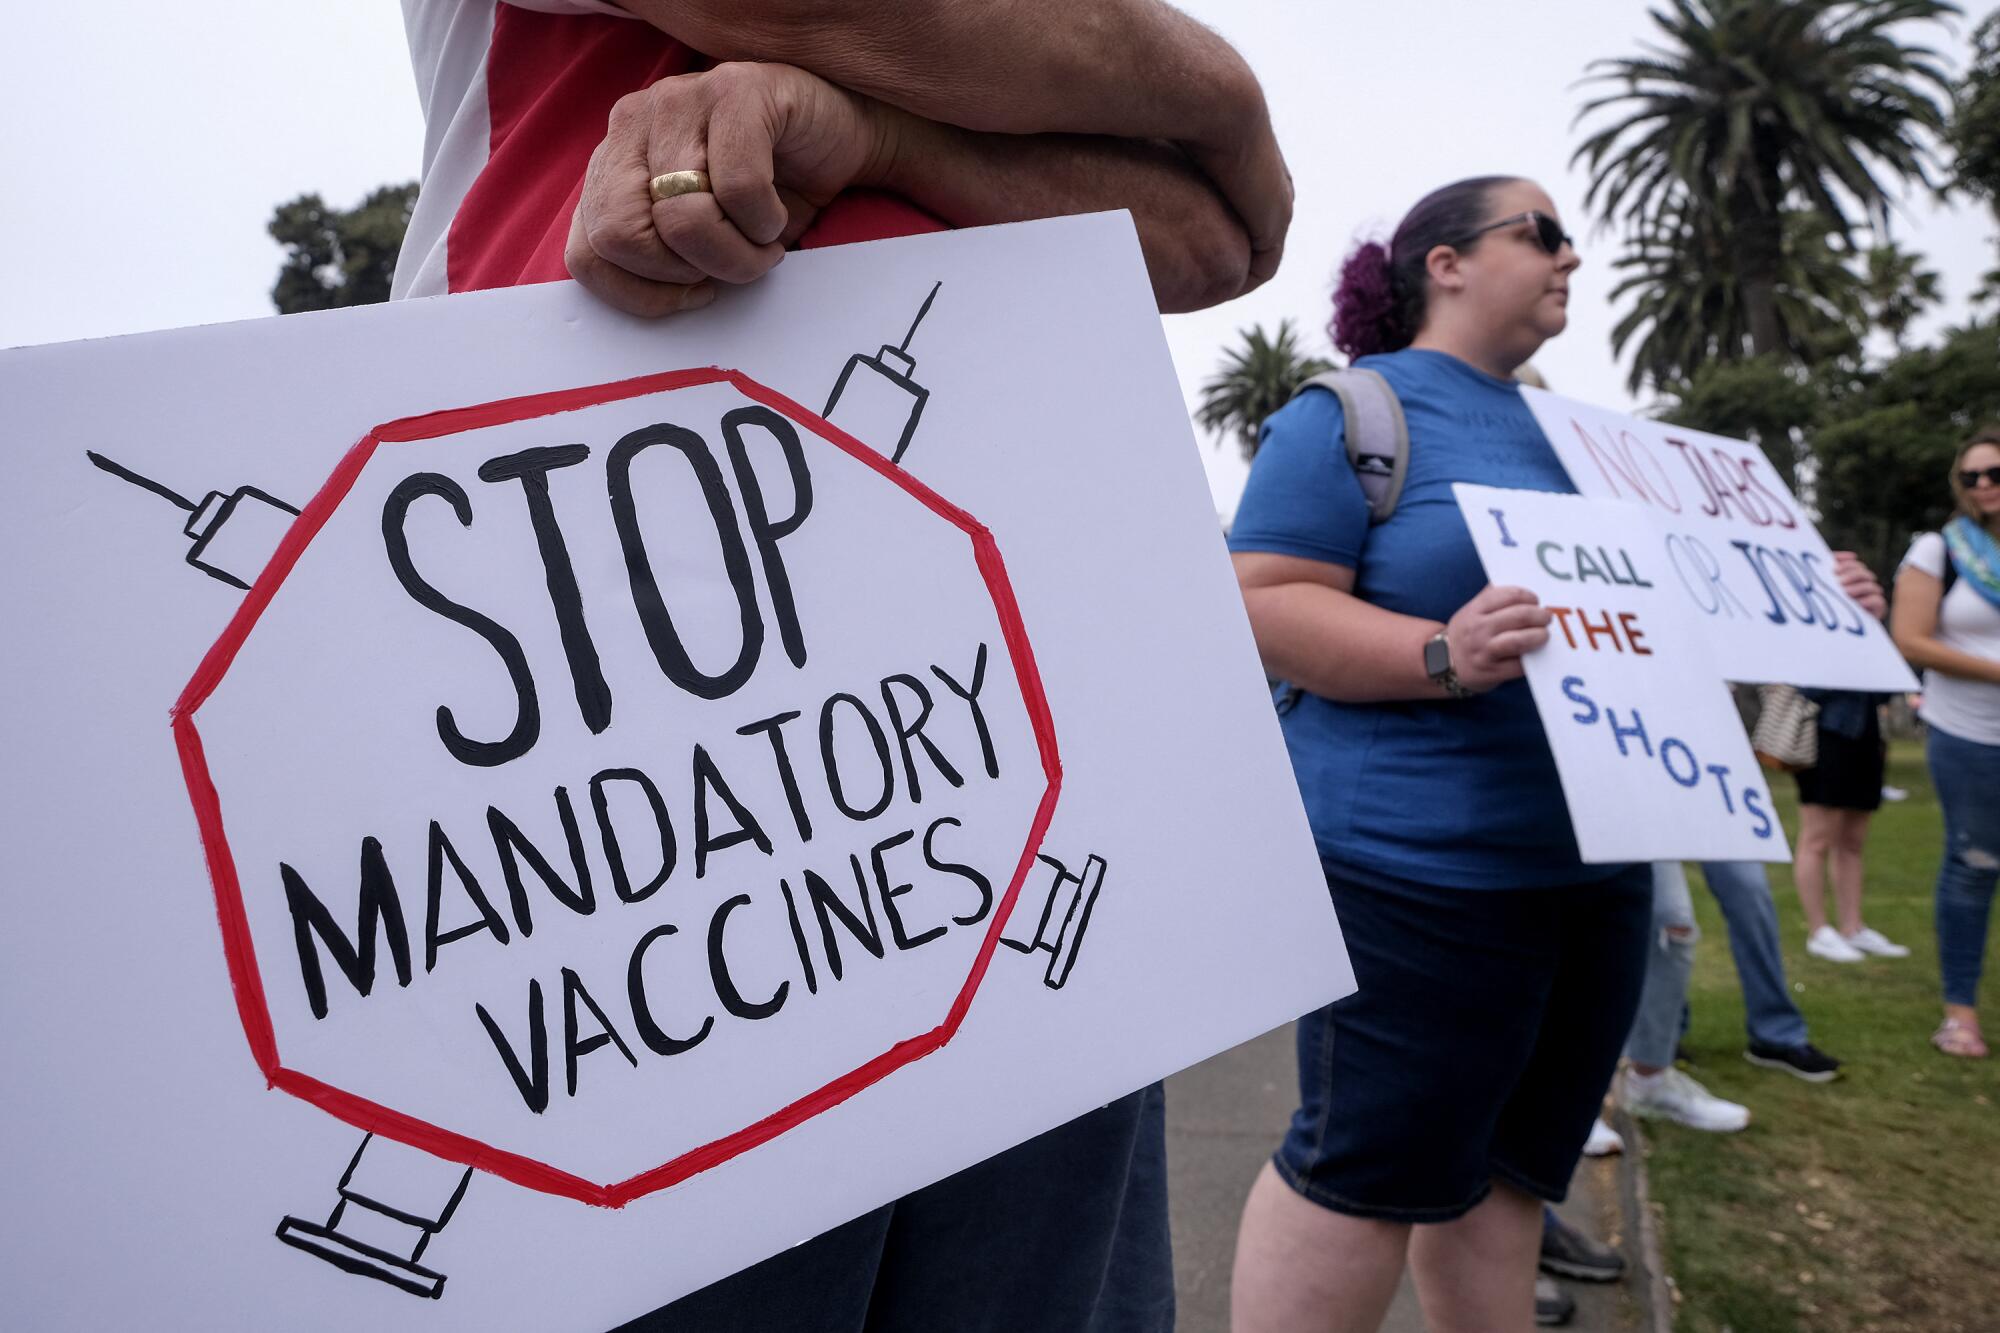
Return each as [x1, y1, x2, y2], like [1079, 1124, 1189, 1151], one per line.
[1568, 0, 2000, 588]
[1575, 0, 1955, 358]
[1659, 354, 1825, 486]
[1951, 10, 2000, 309]
[1810, 317, 2000, 573]
[1859, 241, 1942, 350]
[1948, 11, 2000, 206]
[1196, 320, 1335, 460]
[1609, 196, 1864, 392]
[1662, 319, 2000, 574]
[269, 183, 419, 315]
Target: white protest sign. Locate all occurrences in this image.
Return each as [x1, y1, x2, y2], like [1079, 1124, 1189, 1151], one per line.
[1524, 387, 1918, 692]
[0, 213, 1349, 1330]
[1454, 484, 1788, 864]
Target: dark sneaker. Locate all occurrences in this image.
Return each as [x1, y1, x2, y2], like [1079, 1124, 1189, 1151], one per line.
[1745, 1040, 1842, 1083]
[1541, 1209, 1627, 1283]
[1535, 1277, 1576, 1326]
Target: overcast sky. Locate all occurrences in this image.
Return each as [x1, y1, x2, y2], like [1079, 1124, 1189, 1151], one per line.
[4, 2, 1995, 518]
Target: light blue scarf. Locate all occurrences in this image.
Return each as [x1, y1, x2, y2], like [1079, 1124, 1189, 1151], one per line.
[1942, 515, 2000, 610]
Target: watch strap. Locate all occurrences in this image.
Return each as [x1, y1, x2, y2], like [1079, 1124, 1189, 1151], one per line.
[1426, 630, 1472, 700]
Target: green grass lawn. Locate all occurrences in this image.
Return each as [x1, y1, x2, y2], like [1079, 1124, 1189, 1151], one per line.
[1646, 741, 1998, 1333]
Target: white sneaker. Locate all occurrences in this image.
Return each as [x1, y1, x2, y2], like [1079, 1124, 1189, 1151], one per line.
[1846, 926, 1911, 958]
[1807, 925, 1867, 963]
[1624, 1068, 1751, 1132]
[1881, 785, 1909, 802]
[1581, 1116, 1624, 1157]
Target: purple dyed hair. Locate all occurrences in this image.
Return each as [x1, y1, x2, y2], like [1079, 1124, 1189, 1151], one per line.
[1331, 176, 1522, 361]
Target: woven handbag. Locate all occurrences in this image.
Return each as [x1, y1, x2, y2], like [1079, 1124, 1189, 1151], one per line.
[1752, 684, 1820, 771]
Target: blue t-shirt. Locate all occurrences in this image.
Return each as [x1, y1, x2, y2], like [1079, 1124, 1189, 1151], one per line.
[1230, 347, 1605, 889]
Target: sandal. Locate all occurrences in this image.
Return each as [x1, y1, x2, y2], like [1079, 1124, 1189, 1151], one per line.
[1932, 1019, 1990, 1059]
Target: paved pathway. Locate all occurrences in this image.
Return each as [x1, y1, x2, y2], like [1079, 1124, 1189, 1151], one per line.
[1164, 1026, 1648, 1332]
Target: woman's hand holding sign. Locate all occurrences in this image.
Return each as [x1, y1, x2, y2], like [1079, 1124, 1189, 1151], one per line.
[1444, 585, 1554, 693]
[1232, 553, 1552, 703]
[1832, 550, 1887, 619]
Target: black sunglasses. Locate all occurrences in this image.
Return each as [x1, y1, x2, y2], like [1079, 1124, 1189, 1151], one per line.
[1454, 210, 1574, 257]
[1960, 465, 2000, 489]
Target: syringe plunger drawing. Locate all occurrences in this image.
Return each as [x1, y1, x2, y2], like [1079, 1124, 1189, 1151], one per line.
[823, 281, 941, 465]
[1001, 851, 1107, 991]
[275, 1134, 474, 1300]
[87, 451, 300, 591]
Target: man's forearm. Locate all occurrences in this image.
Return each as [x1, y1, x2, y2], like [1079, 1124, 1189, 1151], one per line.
[864, 115, 1250, 312]
[620, 0, 1259, 146]
[619, 0, 1289, 291]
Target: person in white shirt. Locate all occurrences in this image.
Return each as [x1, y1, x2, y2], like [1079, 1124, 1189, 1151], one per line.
[1891, 427, 2000, 1059]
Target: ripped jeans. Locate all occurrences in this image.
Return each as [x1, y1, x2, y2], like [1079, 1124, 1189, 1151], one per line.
[1694, 860, 1810, 1050]
[1625, 862, 1697, 1069]
[1928, 724, 2000, 1007]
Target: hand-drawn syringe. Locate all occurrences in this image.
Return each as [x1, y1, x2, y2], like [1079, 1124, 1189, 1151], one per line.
[822, 281, 941, 465]
[86, 451, 300, 591]
[1001, 850, 1107, 991]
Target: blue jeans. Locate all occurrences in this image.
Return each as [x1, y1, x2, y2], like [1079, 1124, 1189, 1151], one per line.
[1626, 863, 1697, 1068]
[1696, 860, 1810, 1050]
[1626, 860, 1811, 1063]
[1928, 725, 2000, 1007]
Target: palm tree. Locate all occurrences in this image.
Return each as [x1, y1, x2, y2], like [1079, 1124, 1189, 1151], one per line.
[1948, 11, 2000, 209]
[1575, 0, 1955, 360]
[1196, 320, 1334, 460]
[1861, 242, 1942, 349]
[1610, 196, 1864, 393]
[1947, 13, 2000, 306]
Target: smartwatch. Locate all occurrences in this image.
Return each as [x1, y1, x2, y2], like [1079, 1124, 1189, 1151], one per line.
[1424, 630, 1472, 700]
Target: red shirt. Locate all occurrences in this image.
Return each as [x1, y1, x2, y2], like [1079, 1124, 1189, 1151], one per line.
[395, 1, 944, 300]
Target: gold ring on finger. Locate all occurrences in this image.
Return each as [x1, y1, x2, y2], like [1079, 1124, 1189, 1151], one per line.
[649, 169, 712, 203]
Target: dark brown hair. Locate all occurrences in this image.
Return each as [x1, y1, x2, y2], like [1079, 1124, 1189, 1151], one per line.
[1330, 176, 1522, 360]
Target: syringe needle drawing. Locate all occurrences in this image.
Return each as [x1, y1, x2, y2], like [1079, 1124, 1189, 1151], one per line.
[823, 281, 941, 464]
[86, 450, 300, 591]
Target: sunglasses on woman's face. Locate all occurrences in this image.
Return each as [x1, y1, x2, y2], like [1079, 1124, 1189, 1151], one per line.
[1960, 465, 2000, 489]
[1455, 210, 1575, 257]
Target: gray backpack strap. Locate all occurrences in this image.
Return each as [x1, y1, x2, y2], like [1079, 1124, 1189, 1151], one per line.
[1294, 368, 1409, 523]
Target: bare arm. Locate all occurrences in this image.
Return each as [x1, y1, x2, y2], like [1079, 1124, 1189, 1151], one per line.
[617, 0, 1289, 287]
[1232, 552, 1552, 702]
[1891, 566, 2000, 684]
[626, 0, 1254, 136]
[872, 115, 1249, 312]
[568, 63, 1248, 315]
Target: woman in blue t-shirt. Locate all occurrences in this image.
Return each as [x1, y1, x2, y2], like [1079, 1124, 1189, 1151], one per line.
[1227, 176, 1653, 1333]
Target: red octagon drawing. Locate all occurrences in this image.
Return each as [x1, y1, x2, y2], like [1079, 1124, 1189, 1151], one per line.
[171, 367, 1062, 1208]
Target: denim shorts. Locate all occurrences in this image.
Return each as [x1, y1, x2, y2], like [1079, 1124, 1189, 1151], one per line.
[618, 1084, 1172, 1333]
[1274, 862, 1651, 1221]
